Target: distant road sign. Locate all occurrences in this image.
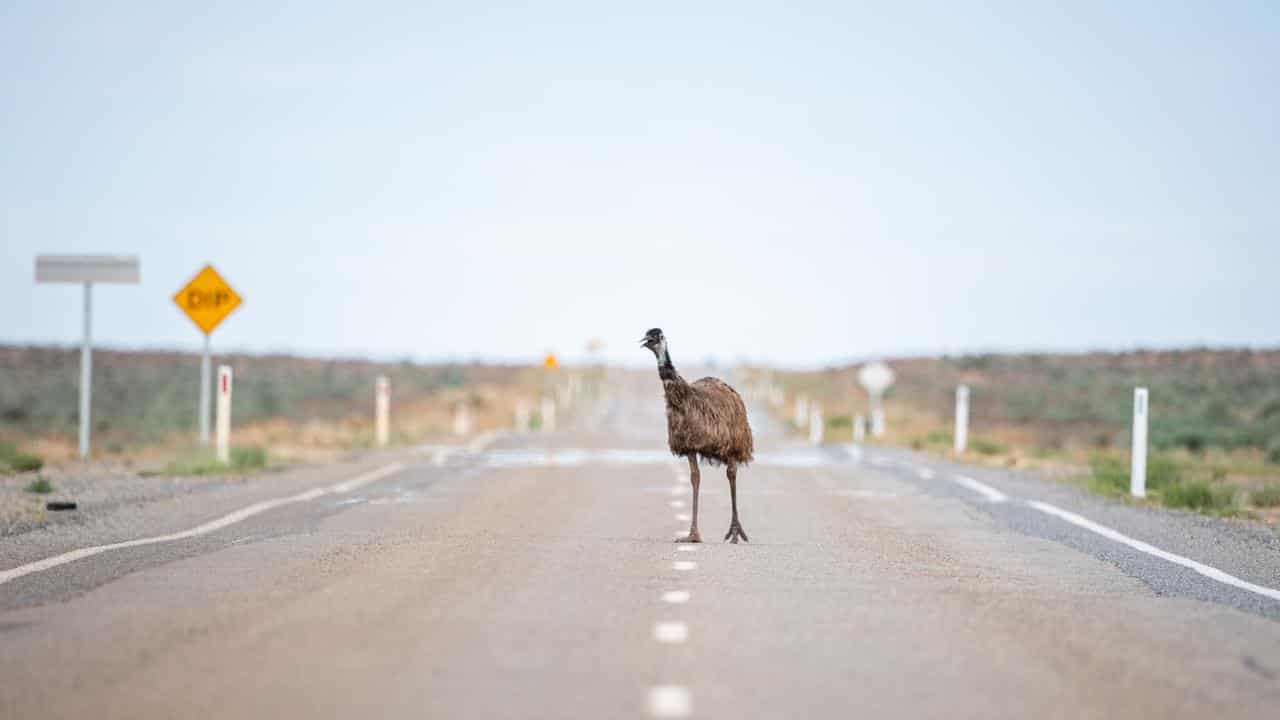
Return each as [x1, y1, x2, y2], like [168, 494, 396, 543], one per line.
[34, 254, 140, 459]
[173, 265, 241, 335]
[543, 353, 559, 369]
[858, 362, 896, 394]
[36, 255, 140, 284]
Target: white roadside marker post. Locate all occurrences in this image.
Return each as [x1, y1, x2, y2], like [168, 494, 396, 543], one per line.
[954, 385, 970, 454]
[453, 403, 471, 436]
[853, 414, 866, 443]
[515, 399, 531, 432]
[794, 395, 809, 429]
[809, 404, 824, 445]
[1131, 387, 1149, 498]
[216, 365, 233, 464]
[541, 397, 557, 433]
[34, 255, 140, 459]
[375, 376, 390, 448]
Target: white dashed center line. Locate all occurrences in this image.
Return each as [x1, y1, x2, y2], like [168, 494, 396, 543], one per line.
[662, 590, 691, 604]
[647, 686, 692, 718]
[675, 513, 691, 522]
[917, 467, 936, 480]
[653, 621, 689, 644]
[676, 545, 697, 553]
[669, 500, 685, 508]
[673, 560, 697, 571]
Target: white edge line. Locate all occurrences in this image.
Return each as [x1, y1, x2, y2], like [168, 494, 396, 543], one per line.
[953, 474, 1008, 503]
[1026, 500, 1280, 602]
[0, 462, 405, 586]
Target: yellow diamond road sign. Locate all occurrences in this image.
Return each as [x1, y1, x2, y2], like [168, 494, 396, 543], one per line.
[173, 265, 242, 335]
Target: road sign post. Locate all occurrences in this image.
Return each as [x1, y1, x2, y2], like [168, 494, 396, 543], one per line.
[541, 397, 557, 433]
[794, 395, 809, 429]
[173, 265, 242, 446]
[216, 365, 233, 464]
[858, 362, 896, 438]
[955, 385, 970, 454]
[35, 255, 141, 459]
[853, 414, 867, 443]
[1131, 387, 1149, 498]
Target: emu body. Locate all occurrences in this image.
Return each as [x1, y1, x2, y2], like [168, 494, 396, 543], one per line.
[642, 328, 753, 543]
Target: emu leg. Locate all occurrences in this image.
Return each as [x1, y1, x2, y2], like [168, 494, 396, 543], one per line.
[676, 455, 702, 543]
[724, 462, 749, 543]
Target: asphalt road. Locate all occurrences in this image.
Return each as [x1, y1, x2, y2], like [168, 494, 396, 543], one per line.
[3, 373, 1280, 719]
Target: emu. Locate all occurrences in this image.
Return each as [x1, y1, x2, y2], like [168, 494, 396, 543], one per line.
[641, 328, 754, 543]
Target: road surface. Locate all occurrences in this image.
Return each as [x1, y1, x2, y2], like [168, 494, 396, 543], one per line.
[3, 373, 1280, 718]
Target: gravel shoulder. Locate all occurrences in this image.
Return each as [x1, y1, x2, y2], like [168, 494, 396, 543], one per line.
[0, 449, 418, 571]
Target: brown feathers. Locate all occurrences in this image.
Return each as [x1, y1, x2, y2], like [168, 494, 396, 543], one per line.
[662, 374, 755, 466]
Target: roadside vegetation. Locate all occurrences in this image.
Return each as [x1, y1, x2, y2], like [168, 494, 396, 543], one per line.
[764, 348, 1280, 526]
[146, 445, 272, 476]
[0, 345, 540, 464]
[0, 441, 44, 474]
[23, 476, 53, 494]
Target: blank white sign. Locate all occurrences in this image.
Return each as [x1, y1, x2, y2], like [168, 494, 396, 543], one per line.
[35, 255, 140, 284]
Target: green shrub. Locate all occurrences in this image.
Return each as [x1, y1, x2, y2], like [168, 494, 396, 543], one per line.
[0, 442, 44, 473]
[7, 452, 44, 473]
[1088, 454, 1128, 495]
[1267, 437, 1280, 465]
[970, 438, 1006, 456]
[826, 415, 851, 430]
[1145, 455, 1182, 490]
[1162, 481, 1236, 511]
[1250, 484, 1280, 508]
[24, 476, 53, 494]
[230, 446, 268, 471]
[925, 430, 950, 445]
[158, 446, 269, 476]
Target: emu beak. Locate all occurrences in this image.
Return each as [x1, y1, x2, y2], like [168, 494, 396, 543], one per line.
[639, 337, 650, 347]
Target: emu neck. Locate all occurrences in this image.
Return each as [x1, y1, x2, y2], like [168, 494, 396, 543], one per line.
[655, 345, 687, 390]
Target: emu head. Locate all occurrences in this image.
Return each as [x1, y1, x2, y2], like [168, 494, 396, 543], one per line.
[640, 328, 666, 357]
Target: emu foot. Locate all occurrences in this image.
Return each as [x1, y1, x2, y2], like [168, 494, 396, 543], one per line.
[675, 531, 702, 543]
[724, 522, 749, 544]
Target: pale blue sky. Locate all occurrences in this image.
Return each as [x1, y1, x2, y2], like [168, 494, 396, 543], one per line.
[2, 1, 1277, 366]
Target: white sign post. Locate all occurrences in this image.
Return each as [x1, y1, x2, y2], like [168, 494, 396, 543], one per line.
[954, 385, 970, 454]
[375, 376, 390, 448]
[794, 395, 809, 429]
[1131, 387, 1149, 498]
[541, 397, 557, 433]
[853, 415, 867, 443]
[858, 362, 896, 438]
[215, 365, 233, 464]
[809, 404, 824, 445]
[35, 255, 141, 459]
